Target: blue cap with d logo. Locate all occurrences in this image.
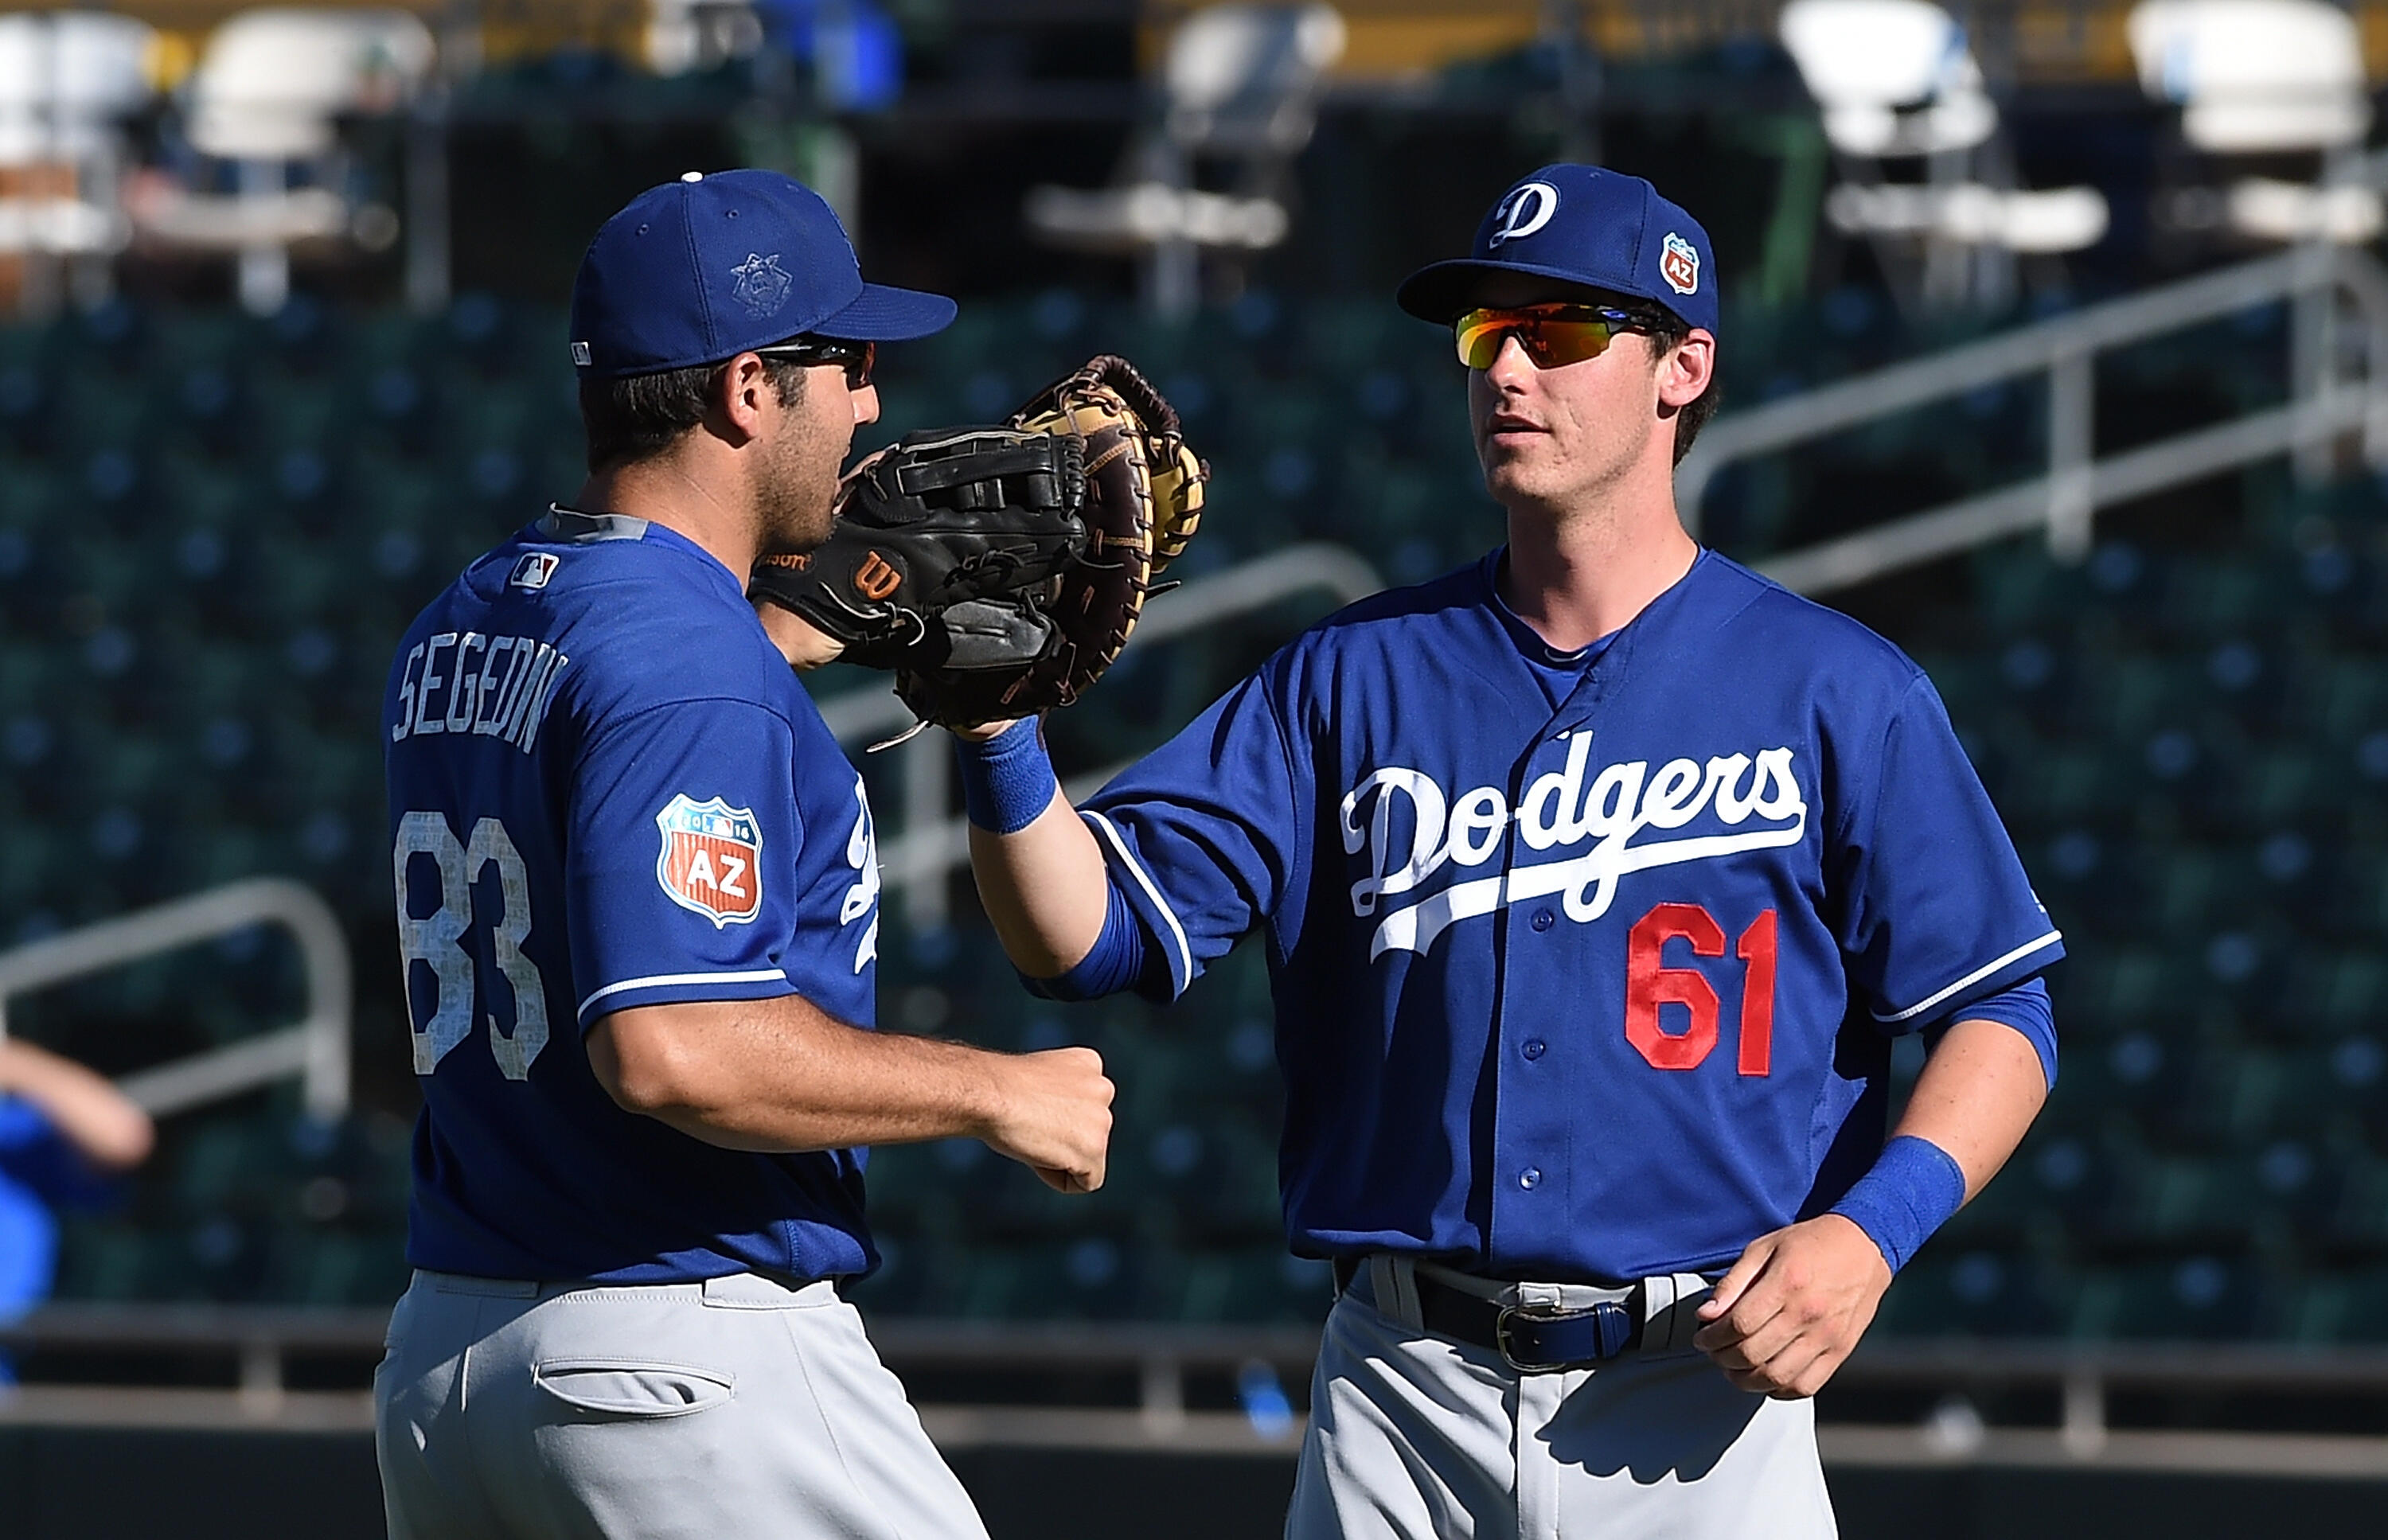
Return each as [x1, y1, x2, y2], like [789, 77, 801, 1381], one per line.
[570, 169, 956, 379]
[1396, 164, 1718, 337]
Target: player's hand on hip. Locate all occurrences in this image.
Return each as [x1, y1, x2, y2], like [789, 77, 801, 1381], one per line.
[980, 1046, 1114, 1193]
[1690, 1214, 1892, 1399]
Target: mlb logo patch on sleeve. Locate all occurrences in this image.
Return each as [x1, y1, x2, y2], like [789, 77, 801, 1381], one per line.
[509, 552, 560, 591]
[654, 793, 764, 926]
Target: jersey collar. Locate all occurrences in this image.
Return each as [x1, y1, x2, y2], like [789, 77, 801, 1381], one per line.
[540, 505, 652, 542]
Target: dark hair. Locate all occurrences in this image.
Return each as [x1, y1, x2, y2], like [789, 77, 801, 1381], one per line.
[578, 357, 809, 472]
[1638, 308, 1720, 466]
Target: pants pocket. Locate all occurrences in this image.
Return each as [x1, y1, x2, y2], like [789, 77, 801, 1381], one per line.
[531, 1358, 736, 1418]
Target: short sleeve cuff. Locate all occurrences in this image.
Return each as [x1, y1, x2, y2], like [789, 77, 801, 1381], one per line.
[1872, 930, 2064, 1031]
[576, 969, 795, 1027]
[1080, 809, 1195, 999]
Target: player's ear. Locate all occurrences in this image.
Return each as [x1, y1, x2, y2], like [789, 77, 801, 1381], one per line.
[711, 352, 772, 445]
[1656, 329, 1715, 411]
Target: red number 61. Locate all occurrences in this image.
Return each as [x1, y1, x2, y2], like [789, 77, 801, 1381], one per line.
[1623, 903, 1777, 1076]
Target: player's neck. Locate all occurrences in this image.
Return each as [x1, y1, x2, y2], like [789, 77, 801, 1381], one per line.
[573, 454, 761, 583]
[1499, 476, 1698, 653]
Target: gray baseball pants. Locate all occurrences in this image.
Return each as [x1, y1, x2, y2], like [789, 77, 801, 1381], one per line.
[1286, 1258, 1838, 1540]
[375, 1268, 989, 1540]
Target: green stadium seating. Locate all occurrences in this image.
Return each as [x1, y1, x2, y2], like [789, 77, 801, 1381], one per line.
[9, 288, 2388, 1338]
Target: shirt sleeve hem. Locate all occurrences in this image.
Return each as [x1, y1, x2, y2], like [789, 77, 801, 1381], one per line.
[1871, 930, 2064, 1027]
[576, 969, 796, 1027]
[1082, 809, 1194, 998]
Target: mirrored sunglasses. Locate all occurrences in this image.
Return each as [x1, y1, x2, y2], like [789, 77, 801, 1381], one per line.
[1453, 305, 1655, 372]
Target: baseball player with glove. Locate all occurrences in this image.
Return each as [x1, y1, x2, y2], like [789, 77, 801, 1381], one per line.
[763, 163, 2063, 1537]
[373, 170, 1116, 1540]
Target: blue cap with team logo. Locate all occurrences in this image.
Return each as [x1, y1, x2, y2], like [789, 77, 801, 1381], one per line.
[1396, 164, 1718, 337]
[569, 169, 956, 378]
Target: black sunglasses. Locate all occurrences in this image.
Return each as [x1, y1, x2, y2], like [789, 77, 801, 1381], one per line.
[754, 337, 875, 388]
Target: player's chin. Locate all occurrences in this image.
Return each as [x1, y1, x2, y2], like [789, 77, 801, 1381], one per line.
[761, 505, 839, 557]
[1478, 452, 1555, 505]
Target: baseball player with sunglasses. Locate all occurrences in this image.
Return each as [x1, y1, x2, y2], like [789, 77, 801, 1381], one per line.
[943, 164, 2063, 1535]
[373, 170, 1117, 1539]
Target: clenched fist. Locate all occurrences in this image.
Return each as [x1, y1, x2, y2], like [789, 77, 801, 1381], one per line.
[1692, 1214, 1891, 1399]
[979, 1046, 1115, 1193]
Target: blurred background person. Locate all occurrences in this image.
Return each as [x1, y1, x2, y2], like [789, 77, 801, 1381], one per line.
[0, 1038, 154, 1380]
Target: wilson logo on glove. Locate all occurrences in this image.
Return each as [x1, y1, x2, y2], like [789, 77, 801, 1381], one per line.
[654, 793, 764, 927]
[853, 551, 903, 602]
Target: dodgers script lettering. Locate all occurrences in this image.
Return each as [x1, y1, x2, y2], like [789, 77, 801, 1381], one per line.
[1340, 741, 1808, 958]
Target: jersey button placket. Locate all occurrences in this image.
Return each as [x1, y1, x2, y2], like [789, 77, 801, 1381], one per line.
[1489, 721, 1589, 1253]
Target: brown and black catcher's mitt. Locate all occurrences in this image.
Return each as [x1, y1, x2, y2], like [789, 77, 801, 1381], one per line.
[751, 354, 1207, 730]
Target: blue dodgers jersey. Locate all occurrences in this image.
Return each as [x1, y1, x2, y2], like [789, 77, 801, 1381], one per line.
[384, 509, 884, 1283]
[1086, 550, 2062, 1282]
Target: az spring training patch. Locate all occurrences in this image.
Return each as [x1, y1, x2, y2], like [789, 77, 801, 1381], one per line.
[654, 793, 764, 927]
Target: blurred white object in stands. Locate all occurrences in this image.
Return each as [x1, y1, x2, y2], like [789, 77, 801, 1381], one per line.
[139, 8, 434, 313]
[1024, 182, 1290, 251]
[2229, 179, 2386, 244]
[1024, 3, 1345, 318]
[2130, 0, 2370, 154]
[1824, 182, 2110, 253]
[2130, 0, 2382, 247]
[1779, 0, 1994, 158]
[0, 13, 156, 310]
[1781, 0, 2108, 312]
[646, 0, 765, 77]
[1161, 2, 1347, 158]
[0, 12, 157, 167]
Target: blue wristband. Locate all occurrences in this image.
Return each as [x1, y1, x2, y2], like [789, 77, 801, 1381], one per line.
[955, 721, 1059, 835]
[1828, 1135, 1967, 1275]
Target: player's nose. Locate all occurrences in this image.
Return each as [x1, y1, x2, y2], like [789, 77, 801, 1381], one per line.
[1482, 332, 1537, 390]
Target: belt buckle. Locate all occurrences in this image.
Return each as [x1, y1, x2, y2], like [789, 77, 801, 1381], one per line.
[1492, 1304, 1535, 1372]
[1493, 1302, 1571, 1374]
[1492, 1299, 1630, 1373]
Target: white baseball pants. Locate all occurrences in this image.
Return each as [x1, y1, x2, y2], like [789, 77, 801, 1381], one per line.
[375, 1269, 989, 1540]
[1286, 1261, 1839, 1540]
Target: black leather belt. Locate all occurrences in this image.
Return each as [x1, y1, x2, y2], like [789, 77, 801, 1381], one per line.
[1332, 1258, 1641, 1372]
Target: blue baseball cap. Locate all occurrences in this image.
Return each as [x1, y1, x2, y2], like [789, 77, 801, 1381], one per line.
[1397, 164, 1719, 337]
[570, 169, 956, 379]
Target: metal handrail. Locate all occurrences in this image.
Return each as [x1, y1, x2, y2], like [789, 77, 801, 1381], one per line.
[0, 878, 352, 1121]
[1677, 245, 2388, 596]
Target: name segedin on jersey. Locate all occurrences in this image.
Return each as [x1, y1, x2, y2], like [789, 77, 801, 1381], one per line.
[1344, 739, 1806, 958]
[390, 629, 572, 750]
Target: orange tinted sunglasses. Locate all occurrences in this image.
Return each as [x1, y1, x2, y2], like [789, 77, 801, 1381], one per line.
[1453, 303, 1655, 371]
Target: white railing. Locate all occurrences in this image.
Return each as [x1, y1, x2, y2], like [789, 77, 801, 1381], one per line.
[0, 878, 351, 1121]
[1677, 245, 2388, 597]
[815, 541, 1383, 921]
